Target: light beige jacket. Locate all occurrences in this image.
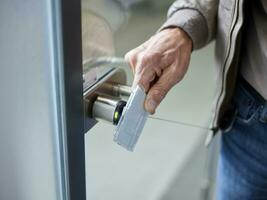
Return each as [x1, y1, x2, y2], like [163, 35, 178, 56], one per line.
[162, 0, 245, 137]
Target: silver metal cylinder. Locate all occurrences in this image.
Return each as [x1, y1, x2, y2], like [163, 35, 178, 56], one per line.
[92, 96, 117, 123]
[100, 83, 132, 97]
[116, 84, 132, 96]
[92, 96, 126, 124]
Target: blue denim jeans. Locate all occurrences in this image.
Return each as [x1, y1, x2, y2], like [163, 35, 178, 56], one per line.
[216, 77, 267, 199]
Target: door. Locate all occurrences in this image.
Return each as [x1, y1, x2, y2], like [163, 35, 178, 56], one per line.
[0, 0, 87, 199]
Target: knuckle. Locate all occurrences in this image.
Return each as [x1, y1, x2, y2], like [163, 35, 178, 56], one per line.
[154, 67, 162, 77]
[125, 51, 135, 63]
[138, 52, 161, 67]
[150, 52, 161, 60]
[138, 53, 149, 66]
[149, 52, 162, 64]
[124, 51, 131, 60]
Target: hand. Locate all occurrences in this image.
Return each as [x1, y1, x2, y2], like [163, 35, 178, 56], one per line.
[125, 27, 193, 114]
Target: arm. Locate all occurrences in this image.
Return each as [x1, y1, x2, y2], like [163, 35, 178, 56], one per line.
[161, 0, 219, 50]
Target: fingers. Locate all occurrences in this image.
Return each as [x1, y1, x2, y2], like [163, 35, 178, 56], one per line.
[132, 50, 170, 92]
[132, 64, 157, 92]
[144, 59, 182, 114]
[125, 40, 171, 92]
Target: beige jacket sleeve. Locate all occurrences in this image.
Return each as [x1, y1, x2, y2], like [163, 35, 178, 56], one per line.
[160, 0, 219, 50]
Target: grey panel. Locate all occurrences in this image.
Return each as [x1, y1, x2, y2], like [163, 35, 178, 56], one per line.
[0, 1, 66, 200]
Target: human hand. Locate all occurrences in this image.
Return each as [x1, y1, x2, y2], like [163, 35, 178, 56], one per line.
[125, 27, 193, 114]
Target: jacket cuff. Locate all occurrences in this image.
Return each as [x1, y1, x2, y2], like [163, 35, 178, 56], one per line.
[159, 8, 208, 50]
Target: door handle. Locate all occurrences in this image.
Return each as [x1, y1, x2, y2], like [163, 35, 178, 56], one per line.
[83, 58, 131, 132]
[83, 58, 148, 151]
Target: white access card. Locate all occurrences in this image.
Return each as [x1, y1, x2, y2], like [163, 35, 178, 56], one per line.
[114, 85, 149, 151]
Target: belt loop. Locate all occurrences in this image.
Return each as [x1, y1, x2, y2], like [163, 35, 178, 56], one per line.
[259, 103, 267, 123]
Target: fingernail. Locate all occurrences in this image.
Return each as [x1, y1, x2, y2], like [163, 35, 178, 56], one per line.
[145, 99, 157, 114]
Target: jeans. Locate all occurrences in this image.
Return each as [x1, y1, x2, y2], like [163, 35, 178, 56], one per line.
[216, 77, 267, 199]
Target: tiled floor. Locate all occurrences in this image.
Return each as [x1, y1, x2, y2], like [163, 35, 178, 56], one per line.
[85, 4, 217, 200]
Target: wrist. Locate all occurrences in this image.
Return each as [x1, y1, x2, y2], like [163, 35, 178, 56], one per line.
[160, 27, 193, 51]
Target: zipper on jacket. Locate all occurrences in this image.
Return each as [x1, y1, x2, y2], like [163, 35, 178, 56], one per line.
[212, 0, 241, 130]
